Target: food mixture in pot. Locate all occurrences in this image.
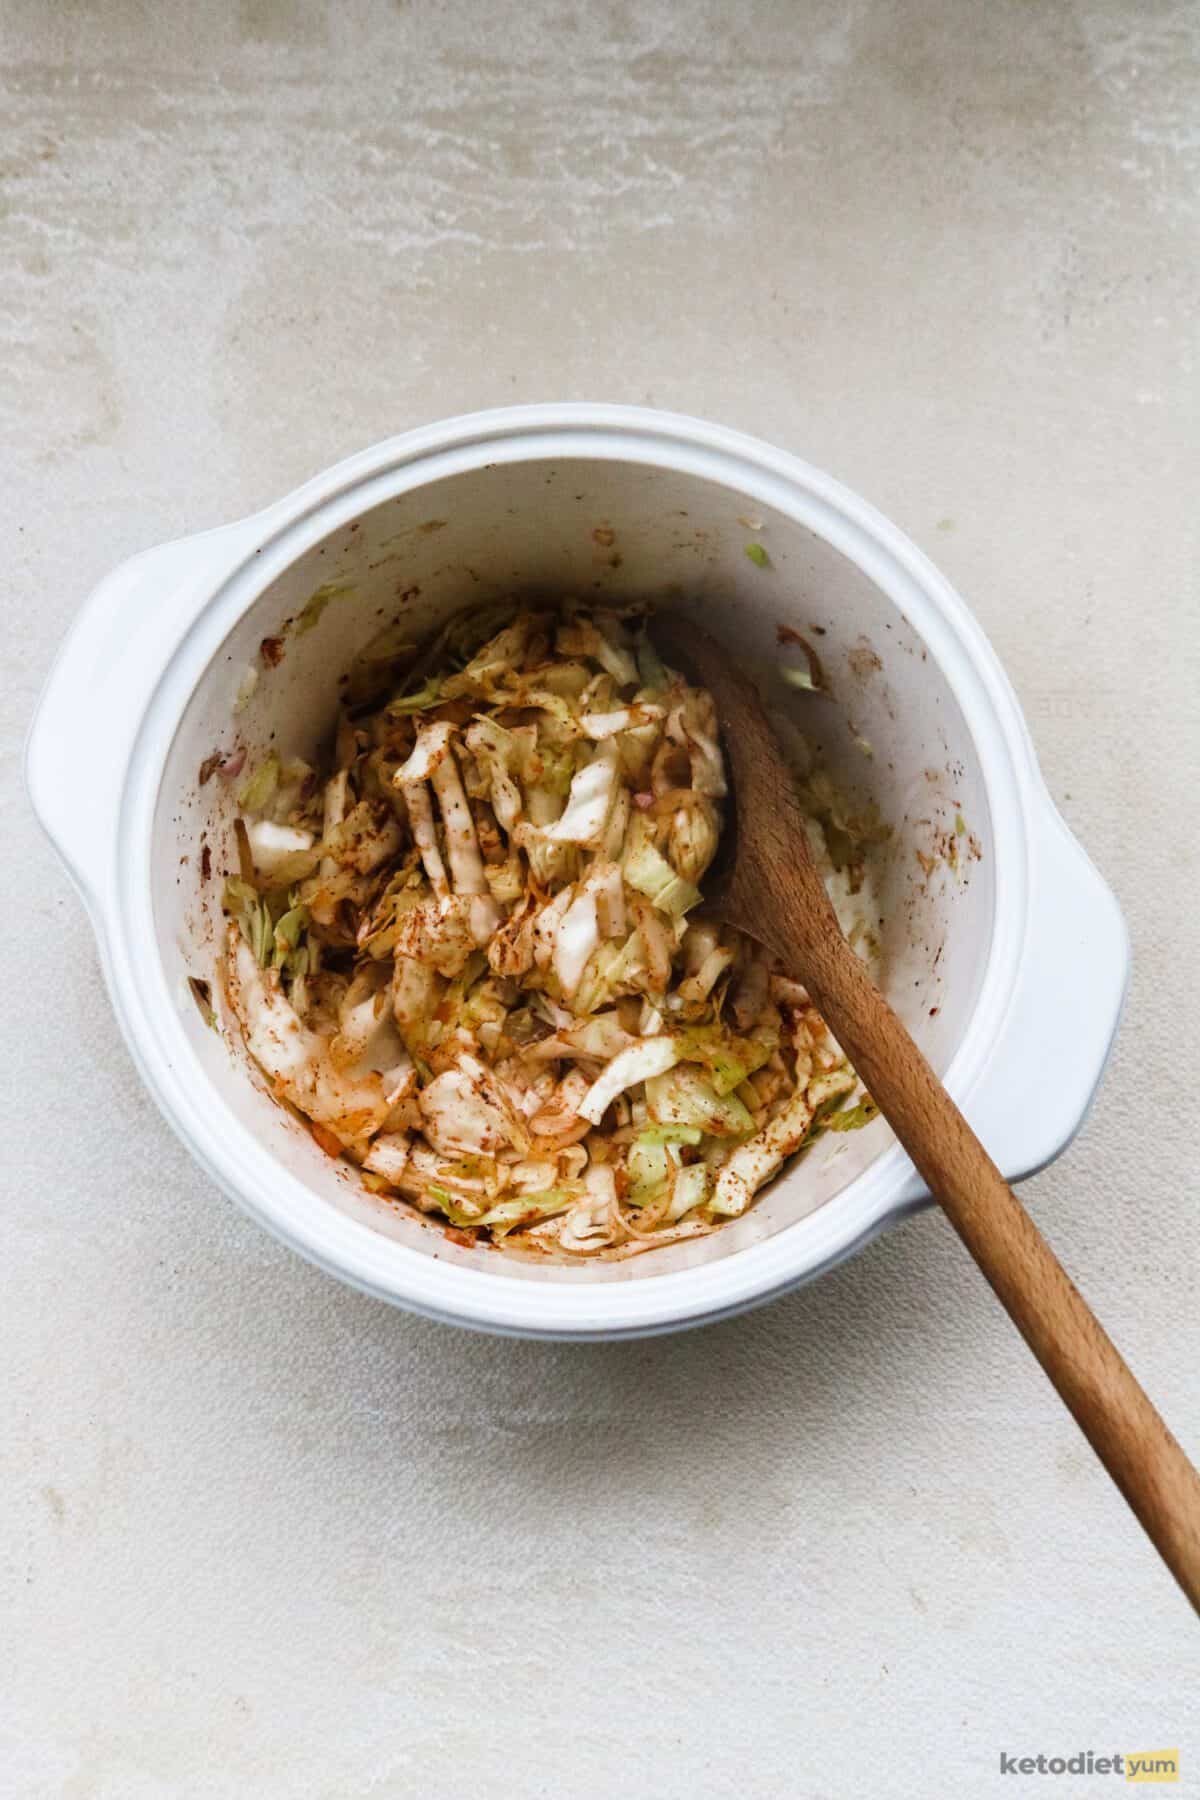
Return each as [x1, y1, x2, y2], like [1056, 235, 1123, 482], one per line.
[221, 601, 880, 1257]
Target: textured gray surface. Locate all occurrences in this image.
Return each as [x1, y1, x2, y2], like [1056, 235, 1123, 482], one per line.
[4, 3, 1198, 1794]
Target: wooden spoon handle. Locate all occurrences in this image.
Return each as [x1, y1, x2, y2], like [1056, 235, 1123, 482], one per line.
[806, 935, 1200, 1610]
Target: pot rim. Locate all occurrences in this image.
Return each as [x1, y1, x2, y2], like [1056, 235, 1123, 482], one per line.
[99, 407, 1042, 1335]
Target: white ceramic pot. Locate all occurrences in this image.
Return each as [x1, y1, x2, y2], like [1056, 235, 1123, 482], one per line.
[27, 406, 1127, 1338]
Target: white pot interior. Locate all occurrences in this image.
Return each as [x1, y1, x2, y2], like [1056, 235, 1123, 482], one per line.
[154, 450, 993, 1285]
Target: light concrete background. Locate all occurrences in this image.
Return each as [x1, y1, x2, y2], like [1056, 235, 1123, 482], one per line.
[4, 2, 1198, 1795]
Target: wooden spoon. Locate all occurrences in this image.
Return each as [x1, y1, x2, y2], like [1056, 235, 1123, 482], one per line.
[655, 617, 1200, 1609]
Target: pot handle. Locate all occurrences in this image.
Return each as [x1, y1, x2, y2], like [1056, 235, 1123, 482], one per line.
[895, 793, 1128, 1205]
[26, 523, 257, 916]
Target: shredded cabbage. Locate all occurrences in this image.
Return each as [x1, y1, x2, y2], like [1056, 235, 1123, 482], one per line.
[623, 815, 702, 918]
[237, 753, 280, 814]
[219, 600, 877, 1256]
